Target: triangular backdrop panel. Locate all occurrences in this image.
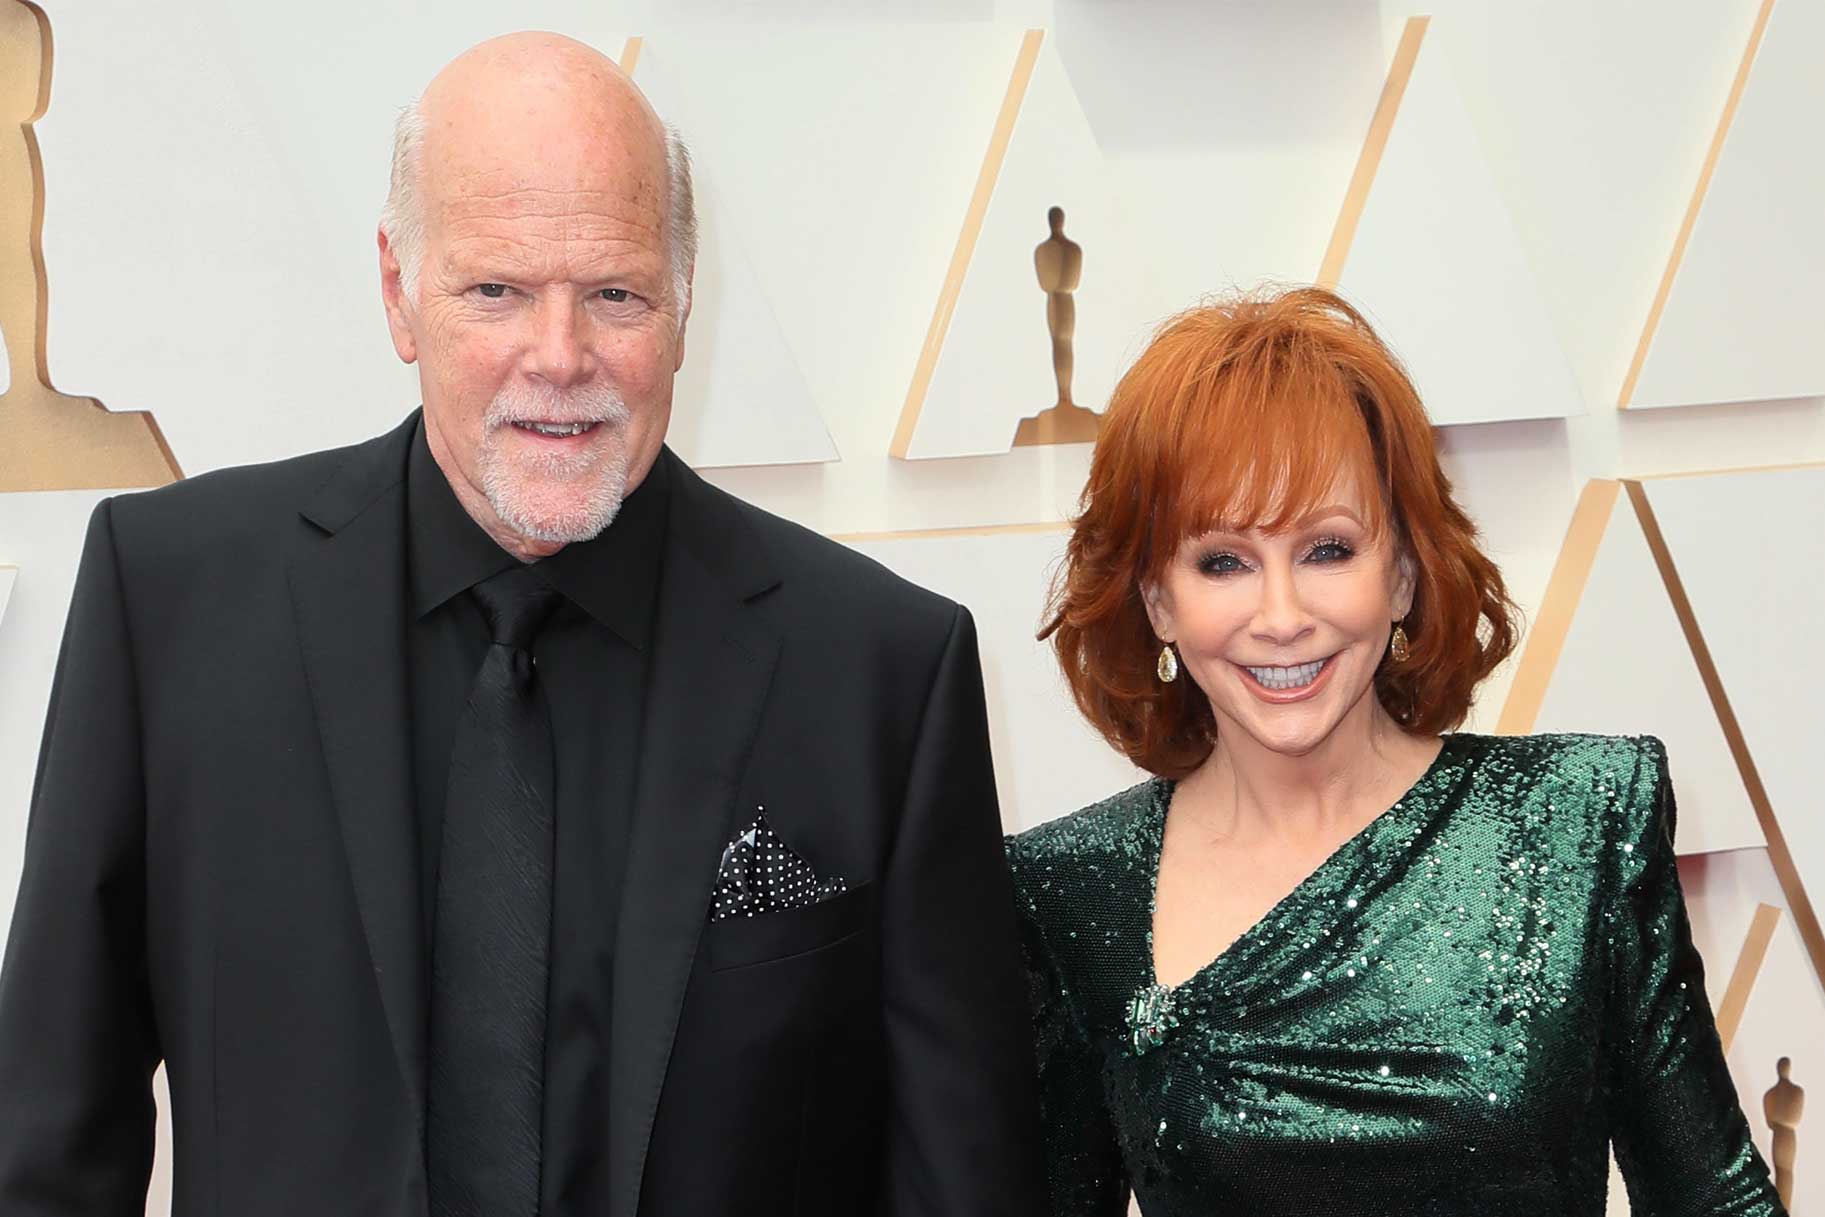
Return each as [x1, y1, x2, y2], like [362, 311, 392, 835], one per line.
[631, 44, 837, 469]
[904, 32, 1155, 461]
[1629, 0, 1825, 409]
[841, 527, 1141, 830]
[1642, 466, 1825, 962]
[35, 5, 655, 477]
[1331, 21, 1583, 426]
[1533, 490, 1763, 855]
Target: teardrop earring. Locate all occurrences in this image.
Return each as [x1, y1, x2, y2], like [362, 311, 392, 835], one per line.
[1156, 644, 1179, 684]
[1389, 620, 1411, 663]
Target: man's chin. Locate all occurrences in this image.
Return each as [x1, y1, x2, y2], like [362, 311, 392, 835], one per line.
[487, 484, 623, 548]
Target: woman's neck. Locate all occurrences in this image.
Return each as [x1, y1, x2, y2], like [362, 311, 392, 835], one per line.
[1177, 700, 1441, 849]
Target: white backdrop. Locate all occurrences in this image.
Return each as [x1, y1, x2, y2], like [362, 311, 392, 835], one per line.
[4, 2, 1825, 1214]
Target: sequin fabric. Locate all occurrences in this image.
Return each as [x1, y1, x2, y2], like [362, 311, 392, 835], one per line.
[709, 811, 847, 923]
[1006, 734, 1786, 1216]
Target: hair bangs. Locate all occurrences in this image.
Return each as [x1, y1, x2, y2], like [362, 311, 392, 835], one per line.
[1145, 339, 1388, 577]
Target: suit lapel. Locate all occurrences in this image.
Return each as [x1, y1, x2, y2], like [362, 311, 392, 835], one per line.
[287, 415, 429, 1135]
[608, 453, 782, 1217]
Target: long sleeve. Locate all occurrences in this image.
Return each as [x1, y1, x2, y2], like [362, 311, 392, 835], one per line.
[0, 500, 160, 1215]
[1015, 908, 1130, 1217]
[1603, 739, 1785, 1217]
[878, 605, 1046, 1217]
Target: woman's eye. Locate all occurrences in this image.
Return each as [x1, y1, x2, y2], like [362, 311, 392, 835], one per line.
[474, 283, 508, 299]
[1308, 538, 1355, 562]
[599, 288, 631, 303]
[1197, 552, 1247, 576]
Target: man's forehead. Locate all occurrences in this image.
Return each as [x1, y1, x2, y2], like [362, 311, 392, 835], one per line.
[434, 192, 667, 278]
[424, 146, 666, 235]
[436, 169, 661, 214]
[430, 110, 662, 181]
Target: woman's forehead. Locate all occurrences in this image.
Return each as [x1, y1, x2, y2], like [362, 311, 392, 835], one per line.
[1180, 465, 1382, 537]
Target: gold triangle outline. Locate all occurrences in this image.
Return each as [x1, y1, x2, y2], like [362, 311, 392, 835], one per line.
[1317, 16, 1430, 288]
[888, 29, 1046, 461]
[1715, 901, 1782, 1053]
[1616, 0, 1777, 410]
[1626, 477, 1825, 990]
[1499, 470, 1825, 991]
[1494, 478, 1620, 736]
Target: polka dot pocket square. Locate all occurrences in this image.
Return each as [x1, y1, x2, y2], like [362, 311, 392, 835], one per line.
[709, 811, 848, 923]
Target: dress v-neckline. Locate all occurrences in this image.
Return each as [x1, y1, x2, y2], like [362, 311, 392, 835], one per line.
[1142, 735, 1463, 998]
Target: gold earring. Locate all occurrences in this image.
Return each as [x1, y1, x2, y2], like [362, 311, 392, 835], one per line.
[1389, 621, 1410, 663]
[1157, 644, 1179, 684]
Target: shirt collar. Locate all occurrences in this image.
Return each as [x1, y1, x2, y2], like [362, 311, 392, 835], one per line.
[406, 422, 671, 650]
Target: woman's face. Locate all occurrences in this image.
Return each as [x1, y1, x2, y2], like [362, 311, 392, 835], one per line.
[1144, 475, 1414, 760]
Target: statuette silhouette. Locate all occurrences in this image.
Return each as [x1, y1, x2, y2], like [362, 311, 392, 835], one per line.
[1765, 1056, 1804, 1209]
[1012, 206, 1101, 448]
[1, 0, 179, 490]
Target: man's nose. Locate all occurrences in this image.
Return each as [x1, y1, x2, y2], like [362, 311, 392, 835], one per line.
[525, 295, 593, 388]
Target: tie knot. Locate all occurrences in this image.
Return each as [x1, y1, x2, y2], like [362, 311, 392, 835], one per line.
[472, 565, 563, 651]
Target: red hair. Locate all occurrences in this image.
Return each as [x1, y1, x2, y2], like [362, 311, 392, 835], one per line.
[1043, 286, 1518, 778]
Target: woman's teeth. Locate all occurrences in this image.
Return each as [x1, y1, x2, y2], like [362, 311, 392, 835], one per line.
[1245, 658, 1328, 690]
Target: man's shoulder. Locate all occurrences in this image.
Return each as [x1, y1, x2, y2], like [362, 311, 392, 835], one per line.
[680, 466, 959, 632]
[105, 422, 409, 552]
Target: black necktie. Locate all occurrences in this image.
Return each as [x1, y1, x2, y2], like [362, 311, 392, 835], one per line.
[428, 564, 563, 1217]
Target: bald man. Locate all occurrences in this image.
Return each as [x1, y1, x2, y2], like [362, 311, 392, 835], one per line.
[0, 33, 1042, 1217]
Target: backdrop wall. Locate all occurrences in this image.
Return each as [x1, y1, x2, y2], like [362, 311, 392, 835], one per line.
[3, 2, 1822, 1214]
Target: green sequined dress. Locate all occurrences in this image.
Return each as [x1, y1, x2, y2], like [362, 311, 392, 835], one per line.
[1006, 733, 1785, 1216]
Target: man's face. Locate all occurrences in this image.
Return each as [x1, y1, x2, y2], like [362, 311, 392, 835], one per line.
[383, 118, 684, 559]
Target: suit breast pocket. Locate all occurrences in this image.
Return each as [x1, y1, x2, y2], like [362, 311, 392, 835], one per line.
[704, 880, 876, 972]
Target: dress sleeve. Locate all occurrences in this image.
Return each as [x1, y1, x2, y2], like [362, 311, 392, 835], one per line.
[1010, 874, 1131, 1217]
[1602, 738, 1786, 1217]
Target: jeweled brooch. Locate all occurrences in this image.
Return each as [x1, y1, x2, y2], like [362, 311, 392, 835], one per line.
[1126, 982, 1179, 1055]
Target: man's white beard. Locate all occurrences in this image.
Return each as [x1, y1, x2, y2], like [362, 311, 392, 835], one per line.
[477, 380, 634, 545]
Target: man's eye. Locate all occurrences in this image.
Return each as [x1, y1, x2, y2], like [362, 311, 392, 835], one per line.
[600, 288, 631, 303]
[475, 283, 508, 299]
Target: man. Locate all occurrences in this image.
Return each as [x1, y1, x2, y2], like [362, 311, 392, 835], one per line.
[0, 33, 1042, 1217]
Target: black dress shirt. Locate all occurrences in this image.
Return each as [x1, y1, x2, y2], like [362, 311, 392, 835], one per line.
[406, 424, 669, 1215]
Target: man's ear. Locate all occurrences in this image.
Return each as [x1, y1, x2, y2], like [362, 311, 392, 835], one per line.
[378, 229, 418, 365]
[672, 261, 695, 373]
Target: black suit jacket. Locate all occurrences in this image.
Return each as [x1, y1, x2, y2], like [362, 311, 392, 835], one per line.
[0, 413, 1043, 1217]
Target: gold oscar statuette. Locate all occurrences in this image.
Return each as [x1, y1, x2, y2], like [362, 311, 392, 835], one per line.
[1765, 1056, 1804, 1209]
[1011, 205, 1101, 448]
[1, 0, 180, 491]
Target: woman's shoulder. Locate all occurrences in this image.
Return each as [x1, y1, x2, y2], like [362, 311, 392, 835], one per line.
[1449, 731, 1672, 848]
[1005, 779, 1162, 986]
[1452, 730, 1667, 782]
[1005, 777, 1163, 882]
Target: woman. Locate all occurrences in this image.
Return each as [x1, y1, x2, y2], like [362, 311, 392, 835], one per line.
[1008, 287, 1784, 1215]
